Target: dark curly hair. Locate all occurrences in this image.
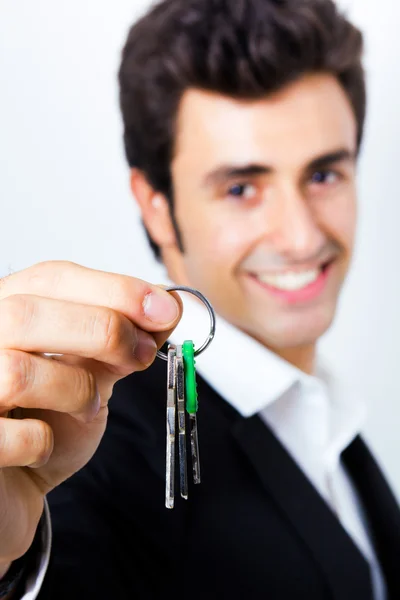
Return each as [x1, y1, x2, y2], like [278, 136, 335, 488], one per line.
[118, 0, 365, 260]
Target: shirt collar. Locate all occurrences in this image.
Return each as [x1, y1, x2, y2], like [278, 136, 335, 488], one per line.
[164, 280, 365, 444]
[167, 283, 306, 417]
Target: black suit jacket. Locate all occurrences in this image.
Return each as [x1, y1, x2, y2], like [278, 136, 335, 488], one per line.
[34, 356, 400, 599]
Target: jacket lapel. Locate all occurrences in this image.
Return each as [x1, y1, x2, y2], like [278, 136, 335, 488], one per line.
[231, 414, 374, 600]
[342, 436, 400, 597]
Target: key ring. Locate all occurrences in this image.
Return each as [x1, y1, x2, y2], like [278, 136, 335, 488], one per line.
[156, 286, 216, 361]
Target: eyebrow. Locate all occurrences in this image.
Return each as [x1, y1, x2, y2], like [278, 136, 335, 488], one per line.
[202, 164, 271, 187]
[307, 149, 356, 172]
[202, 148, 356, 188]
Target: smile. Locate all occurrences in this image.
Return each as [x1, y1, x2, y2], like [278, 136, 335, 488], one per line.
[249, 261, 334, 303]
[255, 267, 322, 291]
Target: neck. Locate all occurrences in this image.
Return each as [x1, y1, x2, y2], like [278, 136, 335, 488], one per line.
[272, 344, 316, 375]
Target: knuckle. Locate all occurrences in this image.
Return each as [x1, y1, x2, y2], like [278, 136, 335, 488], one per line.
[27, 260, 74, 294]
[33, 259, 74, 273]
[94, 308, 129, 353]
[17, 425, 33, 455]
[18, 420, 51, 462]
[0, 418, 53, 467]
[0, 294, 36, 334]
[30, 420, 53, 462]
[0, 421, 8, 454]
[73, 368, 97, 409]
[106, 277, 149, 314]
[0, 350, 31, 403]
[106, 278, 133, 307]
[37, 259, 64, 268]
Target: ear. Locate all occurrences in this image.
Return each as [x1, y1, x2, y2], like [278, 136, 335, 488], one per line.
[130, 169, 177, 248]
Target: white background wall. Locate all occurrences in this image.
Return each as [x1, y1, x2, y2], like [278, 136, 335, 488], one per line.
[1, 1, 400, 495]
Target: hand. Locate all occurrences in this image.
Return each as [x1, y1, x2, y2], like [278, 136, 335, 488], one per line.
[0, 261, 181, 564]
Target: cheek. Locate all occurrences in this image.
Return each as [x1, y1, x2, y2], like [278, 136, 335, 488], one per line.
[314, 192, 357, 249]
[181, 206, 257, 268]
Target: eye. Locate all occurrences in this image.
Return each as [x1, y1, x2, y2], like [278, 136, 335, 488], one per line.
[227, 183, 257, 200]
[310, 170, 339, 185]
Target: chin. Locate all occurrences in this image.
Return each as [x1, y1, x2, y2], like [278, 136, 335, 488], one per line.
[249, 304, 337, 350]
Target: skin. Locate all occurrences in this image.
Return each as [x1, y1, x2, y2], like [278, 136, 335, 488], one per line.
[0, 263, 182, 574]
[132, 73, 358, 374]
[0, 72, 358, 579]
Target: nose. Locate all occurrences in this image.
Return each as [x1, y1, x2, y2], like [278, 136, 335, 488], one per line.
[267, 182, 326, 261]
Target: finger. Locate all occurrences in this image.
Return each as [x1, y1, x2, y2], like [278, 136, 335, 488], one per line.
[152, 289, 183, 348]
[0, 296, 160, 375]
[0, 350, 104, 423]
[0, 261, 181, 333]
[0, 417, 54, 468]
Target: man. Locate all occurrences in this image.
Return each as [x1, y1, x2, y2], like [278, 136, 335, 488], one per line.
[0, 0, 399, 598]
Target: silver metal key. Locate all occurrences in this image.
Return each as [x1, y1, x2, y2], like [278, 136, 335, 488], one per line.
[189, 412, 201, 484]
[176, 345, 188, 500]
[165, 345, 177, 509]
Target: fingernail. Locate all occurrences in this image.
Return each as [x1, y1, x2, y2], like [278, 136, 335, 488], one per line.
[143, 291, 179, 324]
[135, 329, 157, 365]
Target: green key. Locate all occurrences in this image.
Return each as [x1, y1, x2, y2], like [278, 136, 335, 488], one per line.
[183, 340, 201, 484]
[183, 340, 198, 414]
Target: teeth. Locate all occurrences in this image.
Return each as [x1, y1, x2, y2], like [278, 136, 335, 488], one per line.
[256, 269, 320, 291]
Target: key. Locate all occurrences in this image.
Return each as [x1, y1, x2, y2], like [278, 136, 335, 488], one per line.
[182, 340, 201, 484]
[165, 345, 177, 509]
[176, 345, 189, 499]
[157, 285, 216, 507]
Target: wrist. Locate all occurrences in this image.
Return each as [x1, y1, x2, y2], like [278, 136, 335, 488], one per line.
[0, 517, 43, 597]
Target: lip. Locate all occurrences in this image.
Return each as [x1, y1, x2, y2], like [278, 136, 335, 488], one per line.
[248, 261, 334, 305]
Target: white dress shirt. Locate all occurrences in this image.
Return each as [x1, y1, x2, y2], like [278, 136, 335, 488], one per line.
[168, 290, 387, 600]
[19, 288, 386, 599]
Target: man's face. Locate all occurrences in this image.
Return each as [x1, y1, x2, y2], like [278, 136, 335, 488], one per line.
[168, 73, 358, 351]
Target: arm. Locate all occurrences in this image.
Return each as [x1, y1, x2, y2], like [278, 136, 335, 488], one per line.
[0, 263, 181, 598]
